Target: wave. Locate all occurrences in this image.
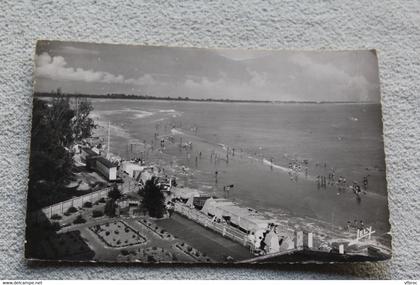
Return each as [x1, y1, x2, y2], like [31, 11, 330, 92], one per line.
[133, 110, 154, 119]
[262, 158, 292, 173]
[171, 128, 186, 136]
[159, 109, 177, 113]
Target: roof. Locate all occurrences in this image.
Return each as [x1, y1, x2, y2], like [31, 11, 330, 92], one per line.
[172, 187, 204, 199]
[82, 147, 99, 156]
[96, 156, 116, 168]
[201, 198, 274, 231]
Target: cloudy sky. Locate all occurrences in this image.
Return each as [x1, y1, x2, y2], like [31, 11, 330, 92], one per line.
[34, 41, 381, 102]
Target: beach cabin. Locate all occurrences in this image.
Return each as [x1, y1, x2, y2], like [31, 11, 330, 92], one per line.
[121, 161, 144, 178]
[201, 198, 272, 235]
[171, 187, 210, 208]
[95, 156, 117, 181]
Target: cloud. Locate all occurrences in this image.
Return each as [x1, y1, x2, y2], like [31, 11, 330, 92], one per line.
[183, 69, 271, 100]
[35, 52, 155, 86]
[290, 54, 377, 101]
[125, 74, 156, 85]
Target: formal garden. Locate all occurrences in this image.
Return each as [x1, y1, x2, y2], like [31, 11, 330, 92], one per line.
[90, 221, 147, 248]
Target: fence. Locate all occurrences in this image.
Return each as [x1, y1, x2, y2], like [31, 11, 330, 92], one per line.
[28, 186, 118, 224]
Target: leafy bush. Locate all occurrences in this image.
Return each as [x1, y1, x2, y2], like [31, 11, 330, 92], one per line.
[67, 206, 78, 214]
[51, 214, 62, 220]
[50, 222, 61, 232]
[147, 255, 156, 263]
[83, 201, 92, 208]
[121, 249, 129, 256]
[98, 198, 106, 203]
[92, 210, 103, 218]
[73, 215, 86, 224]
[105, 231, 110, 236]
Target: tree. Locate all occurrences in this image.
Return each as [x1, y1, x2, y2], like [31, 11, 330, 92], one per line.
[105, 184, 122, 217]
[28, 95, 96, 210]
[73, 98, 96, 141]
[141, 177, 166, 218]
[108, 184, 122, 200]
[104, 200, 117, 217]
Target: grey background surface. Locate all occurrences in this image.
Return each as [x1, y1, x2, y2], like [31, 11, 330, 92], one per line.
[0, 0, 418, 280]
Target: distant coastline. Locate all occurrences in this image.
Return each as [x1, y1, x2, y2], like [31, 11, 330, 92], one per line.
[34, 92, 378, 104]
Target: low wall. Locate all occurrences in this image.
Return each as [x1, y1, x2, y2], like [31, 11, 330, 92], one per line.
[28, 186, 114, 224]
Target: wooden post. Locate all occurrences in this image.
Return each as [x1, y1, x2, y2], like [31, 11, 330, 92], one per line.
[339, 244, 344, 254]
[308, 232, 313, 248]
[296, 231, 303, 249]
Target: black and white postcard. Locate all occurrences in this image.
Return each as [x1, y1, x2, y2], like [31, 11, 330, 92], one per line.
[25, 41, 391, 263]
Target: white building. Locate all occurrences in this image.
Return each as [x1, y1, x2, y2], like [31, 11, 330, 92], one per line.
[96, 156, 117, 181]
[121, 161, 144, 178]
[201, 198, 274, 236]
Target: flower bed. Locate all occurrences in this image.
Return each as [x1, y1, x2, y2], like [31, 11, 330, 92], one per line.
[137, 219, 174, 240]
[90, 221, 146, 248]
[116, 246, 174, 263]
[174, 242, 212, 262]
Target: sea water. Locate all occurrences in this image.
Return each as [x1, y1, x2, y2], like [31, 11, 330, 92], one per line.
[90, 99, 390, 244]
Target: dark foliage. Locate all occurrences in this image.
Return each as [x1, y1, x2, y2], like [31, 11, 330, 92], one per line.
[108, 184, 122, 200]
[27, 95, 96, 211]
[73, 215, 86, 224]
[104, 200, 117, 217]
[50, 214, 62, 220]
[141, 177, 166, 218]
[49, 222, 62, 232]
[67, 206, 78, 214]
[83, 201, 92, 208]
[92, 210, 103, 218]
